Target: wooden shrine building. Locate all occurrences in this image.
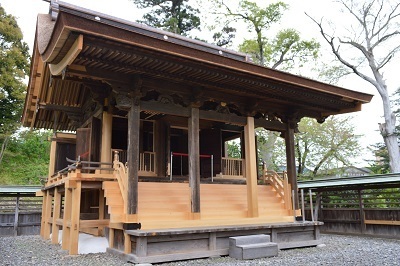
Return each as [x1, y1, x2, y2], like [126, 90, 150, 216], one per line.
[22, 1, 373, 263]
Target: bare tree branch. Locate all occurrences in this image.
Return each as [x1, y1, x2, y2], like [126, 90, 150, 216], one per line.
[370, 0, 400, 41]
[306, 13, 379, 88]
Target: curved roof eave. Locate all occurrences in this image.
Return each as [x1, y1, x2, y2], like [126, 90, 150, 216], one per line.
[37, 2, 372, 105]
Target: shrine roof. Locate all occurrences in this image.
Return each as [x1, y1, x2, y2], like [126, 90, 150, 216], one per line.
[22, 1, 373, 131]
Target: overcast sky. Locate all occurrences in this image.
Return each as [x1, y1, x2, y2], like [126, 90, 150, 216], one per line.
[2, 0, 395, 166]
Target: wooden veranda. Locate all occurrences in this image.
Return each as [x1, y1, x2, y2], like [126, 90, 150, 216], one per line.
[22, 1, 372, 263]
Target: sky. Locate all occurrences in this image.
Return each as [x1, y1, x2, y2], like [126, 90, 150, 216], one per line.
[2, 0, 397, 166]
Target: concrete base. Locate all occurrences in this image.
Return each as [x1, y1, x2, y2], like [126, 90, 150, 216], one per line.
[108, 221, 322, 264]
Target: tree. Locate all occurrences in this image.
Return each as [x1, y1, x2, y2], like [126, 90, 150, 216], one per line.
[308, 0, 400, 173]
[295, 116, 361, 177]
[215, 0, 320, 168]
[368, 143, 390, 174]
[131, 0, 200, 36]
[0, 6, 30, 165]
[0, 130, 51, 185]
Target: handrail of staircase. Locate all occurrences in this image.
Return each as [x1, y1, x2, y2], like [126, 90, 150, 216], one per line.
[262, 166, 292, 210]
[113, 151, 127, 208]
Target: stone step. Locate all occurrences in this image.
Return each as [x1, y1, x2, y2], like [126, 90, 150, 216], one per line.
[229, 234, 278, 260]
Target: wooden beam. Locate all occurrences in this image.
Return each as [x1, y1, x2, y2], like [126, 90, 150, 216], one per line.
[199, 109, 246, 125]
[49, 34, 83, 76]
[244, 116, 259, 217]
[127, 100, 140, 214]
[365, 219, 400, 226]
[188, 107, 201, 216]
[38, 103, 82, 115]
[285, 122, 298, 209]
[254, 118, 286, 132]
[141, 100, 189, 117]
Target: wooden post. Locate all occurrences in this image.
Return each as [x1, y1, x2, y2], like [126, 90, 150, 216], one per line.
[188, 107, 201, 217]
[69, 181, 82, 255]
[166, 124, 171, 177]
[40, 192, 46, 237]
[285, 122, 298, 209]
[62, 187, 72, 250]
[136, 236, 147, 257]
[127, 100, 140, 214]
[13, 193, 20, 237]
[109, 228, 115, 249]
[155, 120, 166, 177]
[98, 188, 105, 236]
[244, 116, 258, 217]
[100, 107, 113, 172]
[48, 135, 57, 177]
[43, 190, 53, 239]
[358, 189, 366, 233]
[51, 187, 62, 244]
[314, 192, 322, 221]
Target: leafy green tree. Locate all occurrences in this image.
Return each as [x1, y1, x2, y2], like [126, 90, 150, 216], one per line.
[215, 0, 320, 70]
[0, 130, 51, 185]
[226, 140, 241, 158]
[295, 116, 361, 177]
[0, 6, 30, 164]
[367, 143, 389, 174]
[132, 0, 201, 35]
[215, 0, 320, 169]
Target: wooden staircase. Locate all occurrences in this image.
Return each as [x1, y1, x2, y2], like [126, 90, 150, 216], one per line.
[102, 180, 294, 229]
[102, 180, 126, 223]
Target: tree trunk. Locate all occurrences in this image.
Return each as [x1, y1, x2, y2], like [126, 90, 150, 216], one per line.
[0, 136, 10, 166]
[259, 131, 277, 169]
[378, 84, 400, 173]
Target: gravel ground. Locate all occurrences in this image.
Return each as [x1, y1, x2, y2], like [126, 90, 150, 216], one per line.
[1, 234, 400, 266]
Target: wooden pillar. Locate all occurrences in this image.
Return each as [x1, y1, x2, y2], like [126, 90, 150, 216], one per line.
[124, 232, 132, 254]
[166, 124, 171, 176]
[358, 189, 366, 233]
[127, 100, 140, 214]
[69, 181, 82, 255]
[188, 107, 200, 217]
[244, 116, 258, 217]
[155, 120, 166, 177]
[285, 122, 298, 209]
[48, 135, 57, 177]
[62, 186, 72, 250]
[98, 188, 105, 236]
[314, 192, 322, 221]
[51, 187, 62, 244]
[13, 193, 20, 237]
[100, 108, 113, 166]
[42, 190, 53, 239]
[40, 192, 46, 237]
[109, 228, 115, 249]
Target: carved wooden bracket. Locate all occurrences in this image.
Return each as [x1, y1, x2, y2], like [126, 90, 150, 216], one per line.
[189, 87, 204, 108]
[110, 75, 142, 111]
